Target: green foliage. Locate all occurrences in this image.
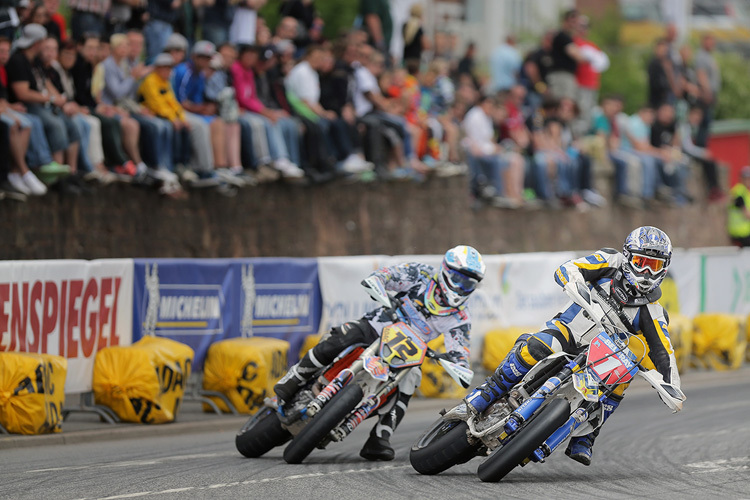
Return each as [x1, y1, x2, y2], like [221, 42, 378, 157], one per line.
[260, 0, 359, 40]
[587, 7, 649, 114]
[715, 52, 750, 120]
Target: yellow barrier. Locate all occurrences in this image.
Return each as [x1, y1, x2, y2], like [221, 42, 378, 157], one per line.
[202, 337, 289, 413]
[299, 333, 323, 360]
[481, 327, 535, 372]
[0, 352, 67, 435]
[418, 338, 468, 399]
[691, 314, 747, 371]
[667, 314, 693, 373]
[93, 336, 194, 423]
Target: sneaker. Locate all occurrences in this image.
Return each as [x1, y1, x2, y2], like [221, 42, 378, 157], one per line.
[22, 171, 48, 196]
[255, 164, 281, 183]
[215, 168, 248, 187]
[359, 435, 395, 461]
[0, 180, 28, 202]
[341, 154, 374, 174]
[178, 168, 200, 184]
[565, 435, 594, 466]
[38, 161, 71, 175]
[273, 158, 305, 179]
[114, 161, 137, 177]
[491, 196, 522, 209]
[582, 189, 607, 207]
[435, 162, 467, 177]
[7, 173, 32, 195]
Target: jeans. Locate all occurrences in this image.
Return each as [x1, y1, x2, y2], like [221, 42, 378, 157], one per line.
[202, 23, 229, 46]
[130, 113, 162, 167]
[259, 115, 300, 165]
[319, 118, 354, 161]
[143, 19, 173, 64]
[467, 153, 507, 197]
[533, 151, 576, 198]
[26, 104, 79, 153]
[73, 114, 93, 173]
[70, 10, 106, 41]
[24, 113, 54, 168]
[239, 113, 270, 167]
[163, 118, 190, 167]
[608, 152, 629, 196]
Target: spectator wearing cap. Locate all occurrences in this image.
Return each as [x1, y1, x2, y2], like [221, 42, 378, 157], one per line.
[67, 0, 110, 41]
[144, 0, 183, 64]
[163, 33, 188, 65]
[232, 43, 304, 179]
[0, 34, 51, 196]
[229, 0, 266, 46]
[728, 166, 750, 247]
[7, 24, 80, 173]
[138, 53, 190, 178]
[173, 40, 238, 173]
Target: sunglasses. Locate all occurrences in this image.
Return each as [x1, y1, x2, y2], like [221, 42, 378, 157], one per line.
[631, 254, 665, 274]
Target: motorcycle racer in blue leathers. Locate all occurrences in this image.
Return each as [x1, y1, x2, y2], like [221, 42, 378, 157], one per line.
[464, 226, 681, 466]
[274, 245, 486, 461]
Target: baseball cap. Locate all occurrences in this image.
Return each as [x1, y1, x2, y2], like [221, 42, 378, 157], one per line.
[192, 40, 216, 58]
[15, 23, 47, 50]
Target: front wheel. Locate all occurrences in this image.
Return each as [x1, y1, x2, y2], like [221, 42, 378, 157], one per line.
[477, 398, 571, 483]
[410, 418, 480, 475]
[236, 406, 292, 458]
[283, 383, 364, 464]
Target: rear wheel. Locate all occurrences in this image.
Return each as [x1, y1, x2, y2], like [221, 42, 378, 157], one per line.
[283, 383, 364, 464]
[235, 406, 292, 458]
[477, 398, 571, 482]
[410, 418, 480, 475]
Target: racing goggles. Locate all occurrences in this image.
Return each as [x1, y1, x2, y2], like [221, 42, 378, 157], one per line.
[630, 254, 665, 274]
[443, 267, 479, 295]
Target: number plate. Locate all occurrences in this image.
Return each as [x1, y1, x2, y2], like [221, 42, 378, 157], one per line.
[380, 323, 428, 368]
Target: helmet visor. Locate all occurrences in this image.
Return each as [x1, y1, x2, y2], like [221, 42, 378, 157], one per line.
[444, 267, 479, 294]
[631, 254, 665, 274]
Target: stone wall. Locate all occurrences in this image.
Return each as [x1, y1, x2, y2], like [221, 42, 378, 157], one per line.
[0, 176, 728, 260]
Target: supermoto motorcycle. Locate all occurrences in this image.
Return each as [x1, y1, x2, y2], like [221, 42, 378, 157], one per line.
[235, 276, 474, 464]
[410, 282, 686, 482]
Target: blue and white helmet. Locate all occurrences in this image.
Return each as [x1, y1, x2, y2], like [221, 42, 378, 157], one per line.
[436, 245, 486, 307]
[622, 226, 672, 294]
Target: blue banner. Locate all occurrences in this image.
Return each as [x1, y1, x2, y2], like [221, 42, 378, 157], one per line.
[133, 258, 321, 368]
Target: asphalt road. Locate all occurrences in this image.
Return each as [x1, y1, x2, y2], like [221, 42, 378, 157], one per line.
[1, 369, 748, 500]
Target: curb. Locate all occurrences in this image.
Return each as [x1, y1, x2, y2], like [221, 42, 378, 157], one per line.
[0, 416, 249, 451]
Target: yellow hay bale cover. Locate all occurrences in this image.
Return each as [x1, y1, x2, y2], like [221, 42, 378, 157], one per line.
[0, 352, 67, 435]
[691, 314, 746, 371]
[93, 336, 193, 423]
[299, 334, 323, 359]
[202, 337, 289, 413]
[482, 327, 534, 372]
[418, 337, 468, 399]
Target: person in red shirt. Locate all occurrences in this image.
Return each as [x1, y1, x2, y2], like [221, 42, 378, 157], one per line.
[573, 15, 609, 137]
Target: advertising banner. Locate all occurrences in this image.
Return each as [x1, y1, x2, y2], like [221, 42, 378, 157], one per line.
[133, 258, 320, 367]
[318, 253, 576, 361]
[0, 259, 134, 393]
[699, 248, 750, 315]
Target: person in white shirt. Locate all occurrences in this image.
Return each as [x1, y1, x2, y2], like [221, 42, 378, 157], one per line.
[285, 45, 371, 173]
[462, 95, 524, 208]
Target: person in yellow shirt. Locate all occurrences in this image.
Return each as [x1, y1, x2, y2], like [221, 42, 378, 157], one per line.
[138, 53, 191, 173]
[728, 166, 750, 247]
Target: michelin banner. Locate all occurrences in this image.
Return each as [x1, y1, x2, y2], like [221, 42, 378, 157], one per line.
[0, 260, 134, 393]
[133, 258, 321, 367]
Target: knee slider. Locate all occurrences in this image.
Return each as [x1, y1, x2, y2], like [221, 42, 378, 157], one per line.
[525, 337, 554, 362]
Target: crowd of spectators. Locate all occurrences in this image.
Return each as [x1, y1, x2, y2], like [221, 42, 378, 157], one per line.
[0, 1, 727, 207]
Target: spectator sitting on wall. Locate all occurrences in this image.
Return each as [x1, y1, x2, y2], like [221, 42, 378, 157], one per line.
[650, 102, 691, 204]
[0, 35, 48, 197]
[618, 104, 660, 205]
[680, 105, 725, 202]
[7, 24, 80, 178]
[285, 44, 372, 175]
[137, 52, 189, 194]
[728, 166, 750, 247]
[70, 33, 128, 181]
[462, 94, 524, 209]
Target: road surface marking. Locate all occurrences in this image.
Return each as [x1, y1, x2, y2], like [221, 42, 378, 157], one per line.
[26, 453, 229, 473]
